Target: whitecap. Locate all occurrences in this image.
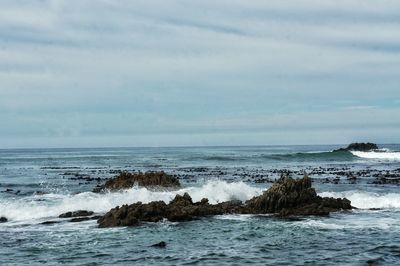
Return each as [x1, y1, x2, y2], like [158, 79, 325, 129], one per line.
[319, 191, 400, 209]
[0, 180, 263, 223]
[351, 150, 400, 160]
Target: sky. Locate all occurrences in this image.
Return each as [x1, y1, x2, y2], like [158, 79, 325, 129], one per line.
[0, 0, 400, 148]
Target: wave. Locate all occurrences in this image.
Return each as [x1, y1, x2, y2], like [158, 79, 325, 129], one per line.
[2, 180, 399, 224]
[350, 150, 400, 160]
[0, 180, 263, 223]
[319, 191, 400, 209]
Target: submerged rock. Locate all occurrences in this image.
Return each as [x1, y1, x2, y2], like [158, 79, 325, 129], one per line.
[335, 142, 378, 152]
[59, 210, 94, 218]
[151, 241, 167, 248]
[0, 217, 7, 223]
[93, 171, 181, 192]
[69, 216, 101, 223]
[41, 221, 60, 225]
[98, 176, 352, 228]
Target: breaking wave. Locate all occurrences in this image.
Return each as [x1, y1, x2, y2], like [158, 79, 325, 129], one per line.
[350, 150, 400, 160]
[319, 191, 400, 209]
[0, 180, 263, 223]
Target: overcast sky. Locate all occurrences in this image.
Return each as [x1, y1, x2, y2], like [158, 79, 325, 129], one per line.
[1, 0, 399, 148]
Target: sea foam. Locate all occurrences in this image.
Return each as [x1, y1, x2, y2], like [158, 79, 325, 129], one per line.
[319, 191, 400, 209]
[351, 150, 400, 160]
[0, 180, 263, 223]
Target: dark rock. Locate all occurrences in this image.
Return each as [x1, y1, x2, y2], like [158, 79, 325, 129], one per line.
[98, 193, 244, 228]
[93, 171, 181, 192]
[151, 241, 167, 248]
[59, 210, 94, 218]
[41, 221, 60, 225]
[98, 176, 352, 228]
[0, 217, 7, 223]
[245, 175, 352, 216]
[68, 216, 101, 223]
[335, 142, 378, 152]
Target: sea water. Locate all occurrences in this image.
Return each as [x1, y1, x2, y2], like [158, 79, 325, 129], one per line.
[0, 145, 399, 265]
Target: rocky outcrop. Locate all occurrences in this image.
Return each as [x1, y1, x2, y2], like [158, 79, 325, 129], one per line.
[0, 217, 7, 223]
[93, 171, 181, 192]
[98, 176, 353, 228]
[97, 193, 244, 227]
[245, 176, 351, 216]
[335, 142, 378, 152]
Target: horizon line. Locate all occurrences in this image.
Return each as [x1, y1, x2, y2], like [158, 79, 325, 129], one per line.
[0, 142, 397, 151]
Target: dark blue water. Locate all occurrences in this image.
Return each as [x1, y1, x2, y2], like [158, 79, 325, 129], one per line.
[1, 145, 400, 265]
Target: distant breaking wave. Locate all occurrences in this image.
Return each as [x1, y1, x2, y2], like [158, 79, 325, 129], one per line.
[195, 149, 400, 162]
[350, 150, 400, 160]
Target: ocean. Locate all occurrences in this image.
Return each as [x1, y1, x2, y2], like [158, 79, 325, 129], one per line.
[0, 145, 399, 265]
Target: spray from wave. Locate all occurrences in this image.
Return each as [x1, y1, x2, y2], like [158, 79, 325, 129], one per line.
[319, 191, 400, 209]
[0, 180, 263, 222]
[350, 150, 400, 160]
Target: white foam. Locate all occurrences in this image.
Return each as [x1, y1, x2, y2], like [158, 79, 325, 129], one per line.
[351, 150, 400, 160]
[319, 191, 400, 209]
[298, 217, 399, 230]
[0, 180, 262, 223]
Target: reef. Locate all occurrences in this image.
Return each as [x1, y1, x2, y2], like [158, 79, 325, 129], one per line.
[98, 175, 352, 228]
[93, 171, 181, 192]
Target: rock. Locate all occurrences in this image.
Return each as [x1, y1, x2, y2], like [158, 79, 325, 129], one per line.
[151, 241, 167, 248]
[93, 171, 181, 192]
[69, 216, 101, 223]
[97, 176, 353, 228]
[335, 142, 378, 152]
[245, 176, 352, 216]
[0, 217, 7, 223]
[98, 193, 244, 228]
[41, 221, 60, 225]
[59, 210, 94, 218]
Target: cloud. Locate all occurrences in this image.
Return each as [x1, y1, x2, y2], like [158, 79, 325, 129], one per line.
[0, 0, 399, 147]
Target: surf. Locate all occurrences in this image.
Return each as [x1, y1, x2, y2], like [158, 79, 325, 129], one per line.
[319, 191, 400, 209]
[350, 150, 400, 160]
[0, 180, 263, 223]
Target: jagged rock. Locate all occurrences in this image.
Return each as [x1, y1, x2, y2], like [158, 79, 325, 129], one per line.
[93, 171, 181, 192]
[98, 193, 244, 228]
[335, 142, 378, 152]
[245, 175, 352, 216]
[59, 210, 94, 218]
[98, 176, 352, 228]
[0, 217, 7, 223]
